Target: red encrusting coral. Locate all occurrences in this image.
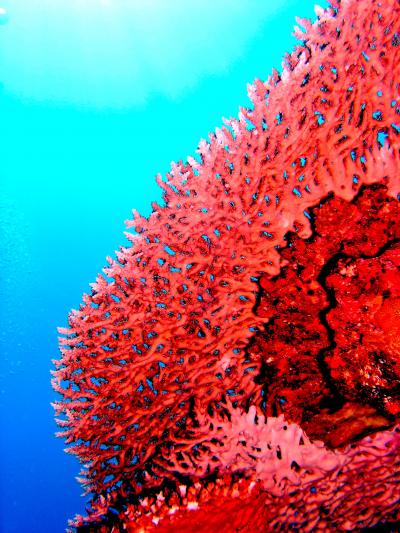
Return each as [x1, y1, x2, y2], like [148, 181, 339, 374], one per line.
[254, 186, 400, 447]
[52, 0, 400, 531]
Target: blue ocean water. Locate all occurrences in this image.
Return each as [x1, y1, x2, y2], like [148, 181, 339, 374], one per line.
[0, 1, 328, 531]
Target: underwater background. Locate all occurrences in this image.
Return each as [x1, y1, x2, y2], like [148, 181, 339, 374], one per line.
[0, 1, 329, 531]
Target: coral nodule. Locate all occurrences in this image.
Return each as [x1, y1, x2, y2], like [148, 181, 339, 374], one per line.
[52, 0, 400, 531]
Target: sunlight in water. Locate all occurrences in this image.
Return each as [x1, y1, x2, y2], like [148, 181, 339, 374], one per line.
[0, 6, 8, 22]
[0, 0, 295, 107]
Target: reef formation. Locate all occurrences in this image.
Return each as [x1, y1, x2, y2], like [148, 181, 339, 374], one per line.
[53, 0, 400, 531]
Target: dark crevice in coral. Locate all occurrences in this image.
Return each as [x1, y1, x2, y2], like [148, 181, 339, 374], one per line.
[316, 248, 347, 410]
[361, 520, 400, 532]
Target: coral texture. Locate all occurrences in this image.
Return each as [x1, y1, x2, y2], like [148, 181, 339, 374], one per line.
[253, 186, 400, 447]
[52, 0, 400, 531]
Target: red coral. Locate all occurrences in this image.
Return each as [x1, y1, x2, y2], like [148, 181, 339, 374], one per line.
[326, 244, 400, 413]
[254, 186, 400, 447]
[52, 0, 400, 531]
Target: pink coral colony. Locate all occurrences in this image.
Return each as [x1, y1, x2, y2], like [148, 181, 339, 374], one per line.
[52, 0, 400, 531]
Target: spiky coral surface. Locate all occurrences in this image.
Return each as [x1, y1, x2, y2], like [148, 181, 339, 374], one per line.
[53, 0, 400, 531]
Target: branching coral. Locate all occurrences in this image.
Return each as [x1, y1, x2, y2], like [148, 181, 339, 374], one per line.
[52, 0, 400, 531]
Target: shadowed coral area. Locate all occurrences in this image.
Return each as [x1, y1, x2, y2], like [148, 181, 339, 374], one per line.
[52, 0, 400, 531]
[255, 186, 400, 447]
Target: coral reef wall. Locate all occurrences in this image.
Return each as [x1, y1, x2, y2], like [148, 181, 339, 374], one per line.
[53, 0, 400, 531]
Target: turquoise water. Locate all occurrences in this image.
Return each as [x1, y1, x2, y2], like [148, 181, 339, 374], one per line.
[0, 1, 327, 531]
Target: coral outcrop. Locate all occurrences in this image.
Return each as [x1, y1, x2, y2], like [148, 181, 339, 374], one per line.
[53, 0, 400, 530]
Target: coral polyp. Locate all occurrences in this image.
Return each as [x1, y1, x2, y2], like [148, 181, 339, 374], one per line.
[53, 0, 400, 530]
